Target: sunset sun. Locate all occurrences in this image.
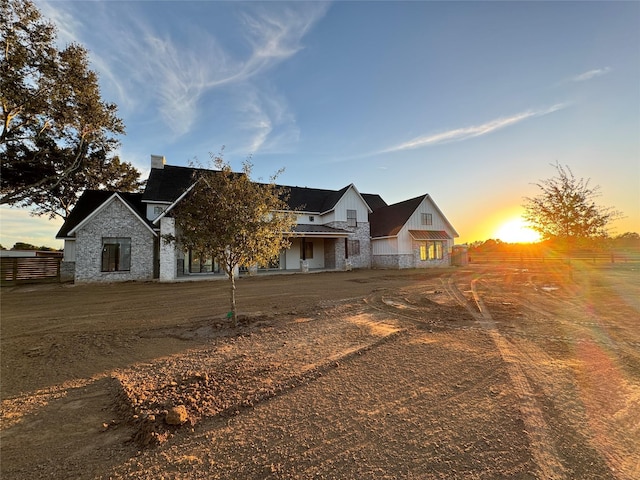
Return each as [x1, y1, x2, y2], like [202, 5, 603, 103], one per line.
[495, 218, 541, 244]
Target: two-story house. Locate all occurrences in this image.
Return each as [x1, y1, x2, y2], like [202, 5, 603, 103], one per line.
[56, 155, 458, 283]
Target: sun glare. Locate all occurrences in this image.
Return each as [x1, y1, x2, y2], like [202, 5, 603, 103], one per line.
[495, 218, 541, 244]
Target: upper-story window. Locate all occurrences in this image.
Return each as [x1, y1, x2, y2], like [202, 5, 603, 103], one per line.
[347, 209, 357, 227]
[309, 215, 315, 222]
[421, 213, 433, 226]
[154, 206, 165, 215]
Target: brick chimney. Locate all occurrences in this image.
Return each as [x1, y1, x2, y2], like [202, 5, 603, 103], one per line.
[151, 154, 166, 169]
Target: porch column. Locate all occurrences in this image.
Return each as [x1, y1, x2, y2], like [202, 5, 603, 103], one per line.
[159, 217, 177, 281]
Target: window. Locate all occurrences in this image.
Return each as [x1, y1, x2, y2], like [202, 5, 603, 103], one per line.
[154, 206, 165, 215]
[300, 240, 314, 260]
[309, 215, 315, 222]
[347, 209, 357, 227]
[421, 213, 433, 226]
[189, 250, 220, 273]
[102, 238, 131, 272]
[346, 239, 360, 258]
[420, 241, 444, 261]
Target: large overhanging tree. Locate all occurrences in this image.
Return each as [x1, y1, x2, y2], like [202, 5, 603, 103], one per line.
[1, 0, 142, 218]
[166, 155, 298, 326]
[522, 163, 623, 250]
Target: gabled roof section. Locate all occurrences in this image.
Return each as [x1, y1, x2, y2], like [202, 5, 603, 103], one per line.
[285, 185, 350, 213]
[142, 162, 381, 216]
[152, 179, 199, 225]
[56, 191, 154, 238]
[369, 195, 425, 237]
[362, 193, 388, 212]
[369, 194, 459, 238]
[142, 165, 199, 203]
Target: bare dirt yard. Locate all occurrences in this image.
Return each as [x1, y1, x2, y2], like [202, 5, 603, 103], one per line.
[1, 264, 639, 479]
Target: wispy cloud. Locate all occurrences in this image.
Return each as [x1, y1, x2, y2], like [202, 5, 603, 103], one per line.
[569, 67, 612, 82]
[38, 2, 329, 142]
[237, 87, 300, 154]
[136, 3, 328, 138]
[382, 103, 567, 153]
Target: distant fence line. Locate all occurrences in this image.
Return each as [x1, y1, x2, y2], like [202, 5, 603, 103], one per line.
[0, 257, 61, 285]
[467, 251, 640, 265]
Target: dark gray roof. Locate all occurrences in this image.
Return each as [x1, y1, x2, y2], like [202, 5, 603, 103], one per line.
[285, 185, 350, 212]
[62, 166, 391, 239]
[56, 191, 149, 238]
[369, 195, 426, 238]
[143, 165, 382, 214]
[142, 165, 199, 203]
[361, 193, 388, 212]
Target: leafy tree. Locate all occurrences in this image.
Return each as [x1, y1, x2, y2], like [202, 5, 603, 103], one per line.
[523, 163, 622, 250]
[612, 232, 640, 251]
[11, 241, 57, 251]
[25, 148, 145, 220]
[165, 155, 297, 326]
[1, 0, 140, 217]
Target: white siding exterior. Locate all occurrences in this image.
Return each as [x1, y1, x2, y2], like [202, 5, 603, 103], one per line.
[332, 188, 370, 222]
[63, 239, 76, 261]
[371, 237, 399, 255]
[371, 196, 457, 269]
[145, 203, 169, 221]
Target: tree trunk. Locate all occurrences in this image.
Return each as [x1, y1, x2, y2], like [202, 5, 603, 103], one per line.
[228, 269, 237, 327]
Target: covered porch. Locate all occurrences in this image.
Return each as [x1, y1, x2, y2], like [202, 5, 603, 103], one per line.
[283, 225, 351, 272]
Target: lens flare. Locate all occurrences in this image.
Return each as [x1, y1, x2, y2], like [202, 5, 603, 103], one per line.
[495, 218, 541, 243]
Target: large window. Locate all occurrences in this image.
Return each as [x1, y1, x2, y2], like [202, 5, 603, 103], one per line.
[347, 209, 357, 227]
[189, 250, 220, 273]
[420, 241, 444, 261]
[102, 237, 131, 272]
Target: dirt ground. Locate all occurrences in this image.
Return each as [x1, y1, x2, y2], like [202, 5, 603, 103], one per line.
[1, 264, 639, 479]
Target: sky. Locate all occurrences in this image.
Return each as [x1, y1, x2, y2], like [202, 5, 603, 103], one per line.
[2, 0, 639, 249]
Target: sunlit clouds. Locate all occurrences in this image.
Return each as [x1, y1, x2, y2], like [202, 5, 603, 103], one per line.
[383, 103, 567, 153]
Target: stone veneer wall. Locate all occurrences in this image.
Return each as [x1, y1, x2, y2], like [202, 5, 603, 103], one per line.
[325, 221, 371, 269]
[410, 239, 452, 269]
[372, 254, 414, 269]
[373, 240, 453, 269]
[74, 200, 155, 283]
[60, 261, 75, 282]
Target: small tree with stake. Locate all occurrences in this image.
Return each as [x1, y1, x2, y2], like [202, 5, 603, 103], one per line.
[165, 154, 297, 326]
[523, 162, 623, 253]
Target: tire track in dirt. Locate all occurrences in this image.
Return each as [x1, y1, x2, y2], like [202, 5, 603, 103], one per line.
[444, 275, 568, 480]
